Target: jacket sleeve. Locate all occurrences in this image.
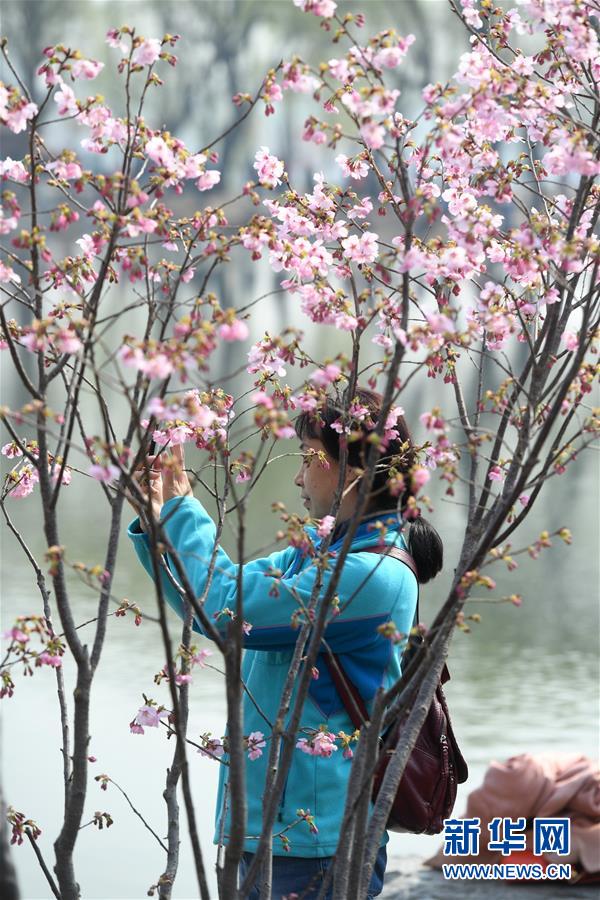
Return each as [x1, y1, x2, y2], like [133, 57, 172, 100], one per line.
[127, 495, 417, 652]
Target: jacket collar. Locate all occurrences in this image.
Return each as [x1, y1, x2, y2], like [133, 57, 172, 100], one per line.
[327, 509, 403, 551]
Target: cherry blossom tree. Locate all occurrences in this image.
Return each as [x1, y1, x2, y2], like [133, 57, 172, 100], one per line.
[1, 0, 598, 897]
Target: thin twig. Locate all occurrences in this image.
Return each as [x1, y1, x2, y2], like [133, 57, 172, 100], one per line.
[25, 829, 60, 900]
[104, 777, 168, 853]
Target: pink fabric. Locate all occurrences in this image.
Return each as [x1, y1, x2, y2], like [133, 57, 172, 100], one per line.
[426, 753, 600, 873]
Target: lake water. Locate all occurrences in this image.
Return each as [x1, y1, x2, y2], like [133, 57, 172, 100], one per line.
[2, 456, 598, 899]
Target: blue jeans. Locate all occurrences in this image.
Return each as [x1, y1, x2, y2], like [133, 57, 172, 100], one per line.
[238, 845, 387, 899]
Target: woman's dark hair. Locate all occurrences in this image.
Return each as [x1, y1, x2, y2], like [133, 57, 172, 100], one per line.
[295, 387, 443, 583]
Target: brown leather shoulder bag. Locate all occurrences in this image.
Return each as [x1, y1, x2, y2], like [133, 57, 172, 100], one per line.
[323, 545, 468, 834]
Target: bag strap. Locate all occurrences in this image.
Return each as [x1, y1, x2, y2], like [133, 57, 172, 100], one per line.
[323, 543, 420, 730]
[363, 544, 418, 578]
[324, 647, 369, 730]
[362, 545, 420, 626]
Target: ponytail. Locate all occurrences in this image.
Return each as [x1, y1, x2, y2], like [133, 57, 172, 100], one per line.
[406, 515, 443, 584]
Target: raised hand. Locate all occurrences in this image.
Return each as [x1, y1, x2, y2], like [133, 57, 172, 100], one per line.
[124, 456, 164, 532]
[162, 443, 194, 503]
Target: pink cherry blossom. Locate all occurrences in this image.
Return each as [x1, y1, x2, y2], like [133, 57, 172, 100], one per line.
[0, 261, 20, 284]
[383, 406, 405, 443]
[0, 158, 29, 183]
[317, 515, 335, 538]
[562, 331, 579, 351]
[426, 312, 456, 336]
[196, 170, 221, 191]
[411, 467, 431, 490]
[46, 160, 83, 180]
[486, 241, 507, 264]
[145, 136, 176, 168]
[512, 54, 535, 76]
[334, 312, 358, 331]
[544, 141, 600, 177]
[126, 215, 157, 238]
[218, 320, 249, 342]
[253, 147, 285, 189]
[54, 84, 78, 117]
[89, 463, 120, 483]
[49, 463, 72, 487]
[328, 58, 352, 83]
[192, 648, 213, 668]
[373, 37, 415, 69]
[180, 267, 195, 283]
[71, 59, 104, 80]
[37, 62, 60, 88]
[296, 731, 338, 757]
[275, 424, 296, 439]
[310, 363, 341, 387]
[3, 100, 38, 133]
[360, 121, 385, 150]
[130, 721, 144, 735]
[21, 330, 46, 353]
[161, 425, 194, 446]
[132, 38, 162, 67]
[420, 411, 446, 434]
[341, 231, 379, 265]
[293, 0, 337, 18]
[488, 466, 504, 482]
[295, 393, 318, 413]
[1, 442, 23, 459]
[182, 153, 207, 178]
[76, 234, 97, 256]
[441, 187, 477, 216]
[104, 117, 127, 143]
[134, 705, 169, 728]
[247, 731, 266, 761]
[347, 197, 373, 219]
[55, 329, 83, 354]
[8, 465, 39, 498]
[189, 405, 217, 429]
[198, 737, 225, 759]
[349, 402, 370, 422]
[282, 63, 319, 94]
[335, 153, 369, 180]
[252, 390, 275, 410]
[80, 138, 105, 154]
[106, 29, 128, 52]
[37, 652, 62, 667]
[2, 627, 29, 643]
[460, 0, 483, 29]
[247, 341, 288, 378]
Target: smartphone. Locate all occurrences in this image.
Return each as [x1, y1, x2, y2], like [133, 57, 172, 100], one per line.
[147, 435, 168, 460]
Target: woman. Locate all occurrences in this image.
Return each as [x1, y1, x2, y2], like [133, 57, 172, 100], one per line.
[126, 388, 443, 899]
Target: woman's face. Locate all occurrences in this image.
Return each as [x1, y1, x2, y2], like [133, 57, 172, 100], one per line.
[294, 437, 356, 520]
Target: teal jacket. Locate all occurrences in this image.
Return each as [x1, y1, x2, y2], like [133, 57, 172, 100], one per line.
[128, 495, 418, 858]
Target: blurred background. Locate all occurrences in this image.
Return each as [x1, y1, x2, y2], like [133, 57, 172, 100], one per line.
[1, 1, 598, 897]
